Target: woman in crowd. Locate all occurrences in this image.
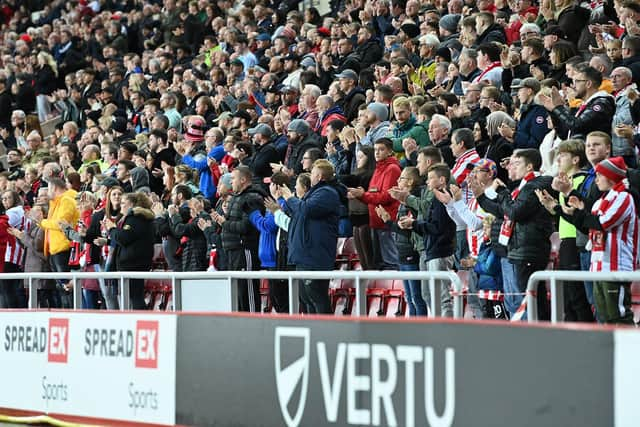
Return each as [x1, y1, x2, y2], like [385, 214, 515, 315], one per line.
[106, 192, 155, 310]
[340, 145, 376, 270]
[86, 186, 124, 309]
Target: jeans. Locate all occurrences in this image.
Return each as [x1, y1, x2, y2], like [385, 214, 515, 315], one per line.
[500, 257, 518, 318]
[579, 250, 595, 306]
[514, 260, 550, 321]
[374, 228, 399, 269]
[399, 263, 427, 316]
[82, 289, 101, 309]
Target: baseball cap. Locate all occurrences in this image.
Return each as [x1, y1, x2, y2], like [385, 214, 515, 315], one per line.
[335, 69, 358, 81]
[510, 77, 541, 93]
[248, 123, 273, 137]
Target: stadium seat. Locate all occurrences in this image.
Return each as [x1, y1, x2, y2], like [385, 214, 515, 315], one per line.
[260, 278, 271, 313]
[385, 280, 406, 317]
[366, 279, 394, 316]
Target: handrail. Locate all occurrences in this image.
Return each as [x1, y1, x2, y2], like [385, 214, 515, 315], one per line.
[526, 270, 640, 323]
[5, 270, 464, 318]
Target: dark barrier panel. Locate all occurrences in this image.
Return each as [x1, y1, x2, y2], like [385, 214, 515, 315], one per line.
[176, 316, 613, 427]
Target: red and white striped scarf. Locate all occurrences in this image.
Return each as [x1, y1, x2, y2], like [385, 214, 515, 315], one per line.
[498, 171, 540, 246]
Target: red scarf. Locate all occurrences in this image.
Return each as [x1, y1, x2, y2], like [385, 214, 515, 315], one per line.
[475, 61, 501, 83]
[499, 172, 539, 246]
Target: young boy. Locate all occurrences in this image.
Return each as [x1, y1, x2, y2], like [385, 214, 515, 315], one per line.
[401, 163, 456, 317]
[572, 156, 637, 324]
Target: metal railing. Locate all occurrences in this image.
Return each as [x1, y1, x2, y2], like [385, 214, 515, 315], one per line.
[527, 270, 640, 323]
[1, 270, 464, 317]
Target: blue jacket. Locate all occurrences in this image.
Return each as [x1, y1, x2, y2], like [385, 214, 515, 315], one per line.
[514, 104, 549, 149]
[249, 210, 278, 268]
[474, 241, 503, 291]
[181, 145, 226, 199]
[282, 181, 341, 269]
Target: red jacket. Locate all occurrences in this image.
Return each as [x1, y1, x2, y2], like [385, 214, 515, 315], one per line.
[361, 157, 401, 229]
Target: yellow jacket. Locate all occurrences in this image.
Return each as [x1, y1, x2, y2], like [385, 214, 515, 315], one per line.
[40, 189, 79, 256]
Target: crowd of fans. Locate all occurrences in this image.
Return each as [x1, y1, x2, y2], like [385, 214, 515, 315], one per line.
[0, 0, 638, 323]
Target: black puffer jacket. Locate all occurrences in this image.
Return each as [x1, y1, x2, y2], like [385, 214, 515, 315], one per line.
[549, 91, 615, 140]
[477, 175, 555, 265]
[170, 211, 209, 272]
[220, 185, 265, 251]
[109, 207, 155, 271]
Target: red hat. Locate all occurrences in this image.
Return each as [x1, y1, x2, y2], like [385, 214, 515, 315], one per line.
[19, 34, 32, 43]
[184, 116, 206, 143]
[595, 157, 627, 183]
[317, 27, 330, 37]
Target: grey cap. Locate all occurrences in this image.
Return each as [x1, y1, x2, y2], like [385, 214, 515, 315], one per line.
[367, 102, 389, 122]
[511, 77, 541, 93]
[300, 56, 316, 68]
[287, 118, 311, 135]
[212, 111, 232, 123]
[248, 123, 273, 137]
[219, 172, 232, 189]
[335, 69, 358, 81]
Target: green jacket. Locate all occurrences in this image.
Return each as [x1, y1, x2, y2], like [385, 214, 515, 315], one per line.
[390, 119, 431, 153]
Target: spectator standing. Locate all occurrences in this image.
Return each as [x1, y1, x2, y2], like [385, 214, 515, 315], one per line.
[280, 160, 344, 314]
[348, 138, 401, 269]
[212, 166, 264, 312]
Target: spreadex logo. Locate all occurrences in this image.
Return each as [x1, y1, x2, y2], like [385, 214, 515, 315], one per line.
[3, 318, 69, 364]
[84, 320, 158, 369]
[275, 327, 456, 427]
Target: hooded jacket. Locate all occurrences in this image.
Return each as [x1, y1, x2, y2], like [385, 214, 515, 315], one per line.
[283, 180, 344, 269]
[109, 206, 155, 271]
[360, 156, 402, 229]
[342, 87, 367, 122]
[476, 23, 506, 45]
[131, 167, 151, 193]
[41, 189, 79, 256]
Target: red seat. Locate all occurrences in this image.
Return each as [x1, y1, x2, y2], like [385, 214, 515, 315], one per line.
[385, 282, 406, 317]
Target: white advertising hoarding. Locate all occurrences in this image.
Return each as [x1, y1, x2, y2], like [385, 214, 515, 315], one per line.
[0, 311, 176, 425]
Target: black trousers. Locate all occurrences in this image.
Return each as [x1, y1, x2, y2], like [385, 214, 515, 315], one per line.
[559, 238, 594, 322]
[296, 265, 332, 314]
[514, 260, 550, 321]
[0, 262, 20, 308]
[227, 248, 261, 313]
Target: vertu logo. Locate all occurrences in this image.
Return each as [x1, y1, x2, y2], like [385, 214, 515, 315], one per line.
[274, 327, 310, 427]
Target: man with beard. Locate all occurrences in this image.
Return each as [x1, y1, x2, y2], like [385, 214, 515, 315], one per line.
[354, 24, 383, 69]
[277, 119, 321, 178]
[540, 65, 615, 140]
[148, 128, 177, 196]
[281, 53, 302, 89]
